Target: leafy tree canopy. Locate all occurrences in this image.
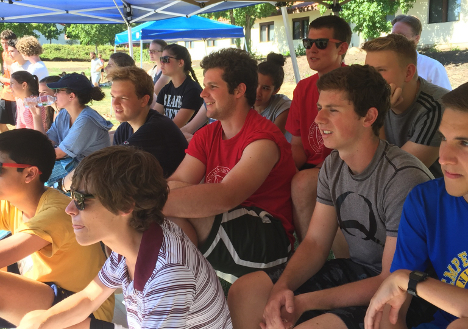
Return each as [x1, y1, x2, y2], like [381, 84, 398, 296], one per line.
[319, 0, 416, 39]
[65, 24, 127, 50]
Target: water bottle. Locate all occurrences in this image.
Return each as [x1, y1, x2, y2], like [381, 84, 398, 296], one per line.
[39, 95, 56, 106]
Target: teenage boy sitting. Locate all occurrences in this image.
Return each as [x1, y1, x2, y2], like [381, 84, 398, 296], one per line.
[108, 66, 187, 178]
[364, 83, 468, 329]
[18, 146, 232, 329]
[363, 34, 448, 178]
[286, 15, 351, 242]
[227, 65, 433, 329]
[0, 129, 113, 328]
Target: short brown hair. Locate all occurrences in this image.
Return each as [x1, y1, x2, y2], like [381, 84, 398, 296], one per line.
[442, 82, 468, 113]
[362, 34, 417, 67]
[317, 64, 390, 136]
[16, 36, 43, 56]
[109, 52, 135, 68]
[309, 15, 352, 60]
[106, 66, 153, 106]
[391, 15, 422, 37]
[71, 146, 169, 232]
[0, 30, 16, 40]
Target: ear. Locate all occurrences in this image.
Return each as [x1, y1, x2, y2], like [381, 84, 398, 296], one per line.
[178, 58, 185, 68]
[362, 107, 379, 128]
[404, 63, 417, 82]
[21, 81, 28, 90]
[233, 83, 246, 99]
[140, 94, 151, 107]
[23, 166, 42, 184]
[337, 42, 349, 57]
[414, 34, 421, 45]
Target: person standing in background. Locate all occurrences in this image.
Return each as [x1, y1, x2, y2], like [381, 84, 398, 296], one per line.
[15, 36, 48, 81]
[0, 30, 17, 133]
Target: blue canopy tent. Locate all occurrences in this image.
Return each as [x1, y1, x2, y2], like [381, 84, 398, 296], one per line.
[114, 16, 244, 44]
[114, 15, 245, 66]
[0, 0, 317, 82]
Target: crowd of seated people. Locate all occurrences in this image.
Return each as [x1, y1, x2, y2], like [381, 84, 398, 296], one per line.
[0, 13, 467, 329]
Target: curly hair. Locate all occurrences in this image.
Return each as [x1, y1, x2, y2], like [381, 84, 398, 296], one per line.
[362, 34, 417, 67]
[71, 146, 169, 232]
[258, 52, 285, 90]
[200, 48, 258, 107]
[16, 36, 43, 57]
[106, 66, 154, 106]
[317, 64, 390, 136]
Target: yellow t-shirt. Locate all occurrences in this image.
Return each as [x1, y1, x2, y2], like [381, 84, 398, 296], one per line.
[0, 188, 114, 321]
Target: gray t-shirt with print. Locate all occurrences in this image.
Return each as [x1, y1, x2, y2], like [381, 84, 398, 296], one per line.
[385, 77, 448, 177]
[317, 140, 433, 274]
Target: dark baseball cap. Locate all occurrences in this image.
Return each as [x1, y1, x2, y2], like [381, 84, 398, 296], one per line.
[47, 73, 93, 91]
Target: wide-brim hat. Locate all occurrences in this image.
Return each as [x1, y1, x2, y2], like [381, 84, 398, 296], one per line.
[47, 73, 93, 91]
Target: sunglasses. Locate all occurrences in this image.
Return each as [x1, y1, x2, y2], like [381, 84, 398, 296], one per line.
[160, 56, 177, 63]
[302, 38, 344, 50]
[70, 190, 94, 211]
[0, 162, 42, 174]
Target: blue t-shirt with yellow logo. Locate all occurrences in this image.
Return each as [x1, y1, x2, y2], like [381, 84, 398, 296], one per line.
[391, 178, 468, 328]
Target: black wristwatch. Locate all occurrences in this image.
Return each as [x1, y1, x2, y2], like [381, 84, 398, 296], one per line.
[407, 270, 428, 297]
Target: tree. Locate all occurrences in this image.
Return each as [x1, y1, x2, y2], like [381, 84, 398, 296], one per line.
[202, 4, 277, 53]
[35, 23, 63, 44]
[65, 24, 127, 53]
[319, 0, 416, 40]
[0, 23, 40, 39]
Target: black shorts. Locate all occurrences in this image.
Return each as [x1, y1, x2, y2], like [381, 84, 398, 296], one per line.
[199, 206, 292, 284]
[271, 258, 379, 329]
[0, 99, 16, 125]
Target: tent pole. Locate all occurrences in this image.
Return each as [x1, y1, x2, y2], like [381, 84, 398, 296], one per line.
[140, 39, 143, 68]
[128, 25, 133, 58]
[281, 6, 300, 84]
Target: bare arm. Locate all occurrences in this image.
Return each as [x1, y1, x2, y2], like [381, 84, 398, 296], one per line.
[172, 108, 196, 128]
[273, 110, 289, 134]
[180, 104, 207, 135]
[0, 233, 50, 269]
[164, 139, 280, 218]
[401, 141, 439, 169]
[18, 276, 115, 329]
[153, 74, 170, 97]
[153, 102, 165, 115]
[366, 269, 468, 329]
[0, 76, 10, 84]
[30, 106, 47, 135]
[290, 135, 307, 169]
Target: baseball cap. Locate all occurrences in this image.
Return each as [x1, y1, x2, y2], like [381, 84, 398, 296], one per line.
[47, 73, 93, 91]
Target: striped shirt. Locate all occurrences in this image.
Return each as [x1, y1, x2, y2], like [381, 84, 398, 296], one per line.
[98, 220, 232, 329]
[384, 77, 448, 177]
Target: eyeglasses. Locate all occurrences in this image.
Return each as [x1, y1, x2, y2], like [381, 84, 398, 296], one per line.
[0, 162, 42, 174]
[160, 56, 177, 63]
[148, 49, 162, 54]
[70, 190, 94, 211]
[55, 88, 68, 94]
[302, 38, 344, 50]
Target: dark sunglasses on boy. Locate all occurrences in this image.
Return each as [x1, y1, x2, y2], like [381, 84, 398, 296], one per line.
[302, 38, 344, 50]
[70, 190, 94, 211]
[160, 55, 177, 63]
[0, 162, 42, 174]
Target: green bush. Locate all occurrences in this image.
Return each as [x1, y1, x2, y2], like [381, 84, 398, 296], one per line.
[41, 44, 150, 62]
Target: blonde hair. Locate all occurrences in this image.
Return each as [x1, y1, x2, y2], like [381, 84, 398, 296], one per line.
[362, 34, 417, 67]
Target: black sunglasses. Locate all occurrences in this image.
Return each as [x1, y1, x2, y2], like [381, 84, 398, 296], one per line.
[70, 190, 94, 211]
[160, 55, 177, 63]
[302, 38, 343, 50]
[0, 162, 42, 174]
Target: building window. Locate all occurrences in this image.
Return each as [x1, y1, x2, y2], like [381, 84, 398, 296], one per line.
[293, 17, 309, 40]
[207, 39, 218, 47]
[260, 22, 274, 42]
[429, 0, 461, 23]
[185, 41, 195, 49]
